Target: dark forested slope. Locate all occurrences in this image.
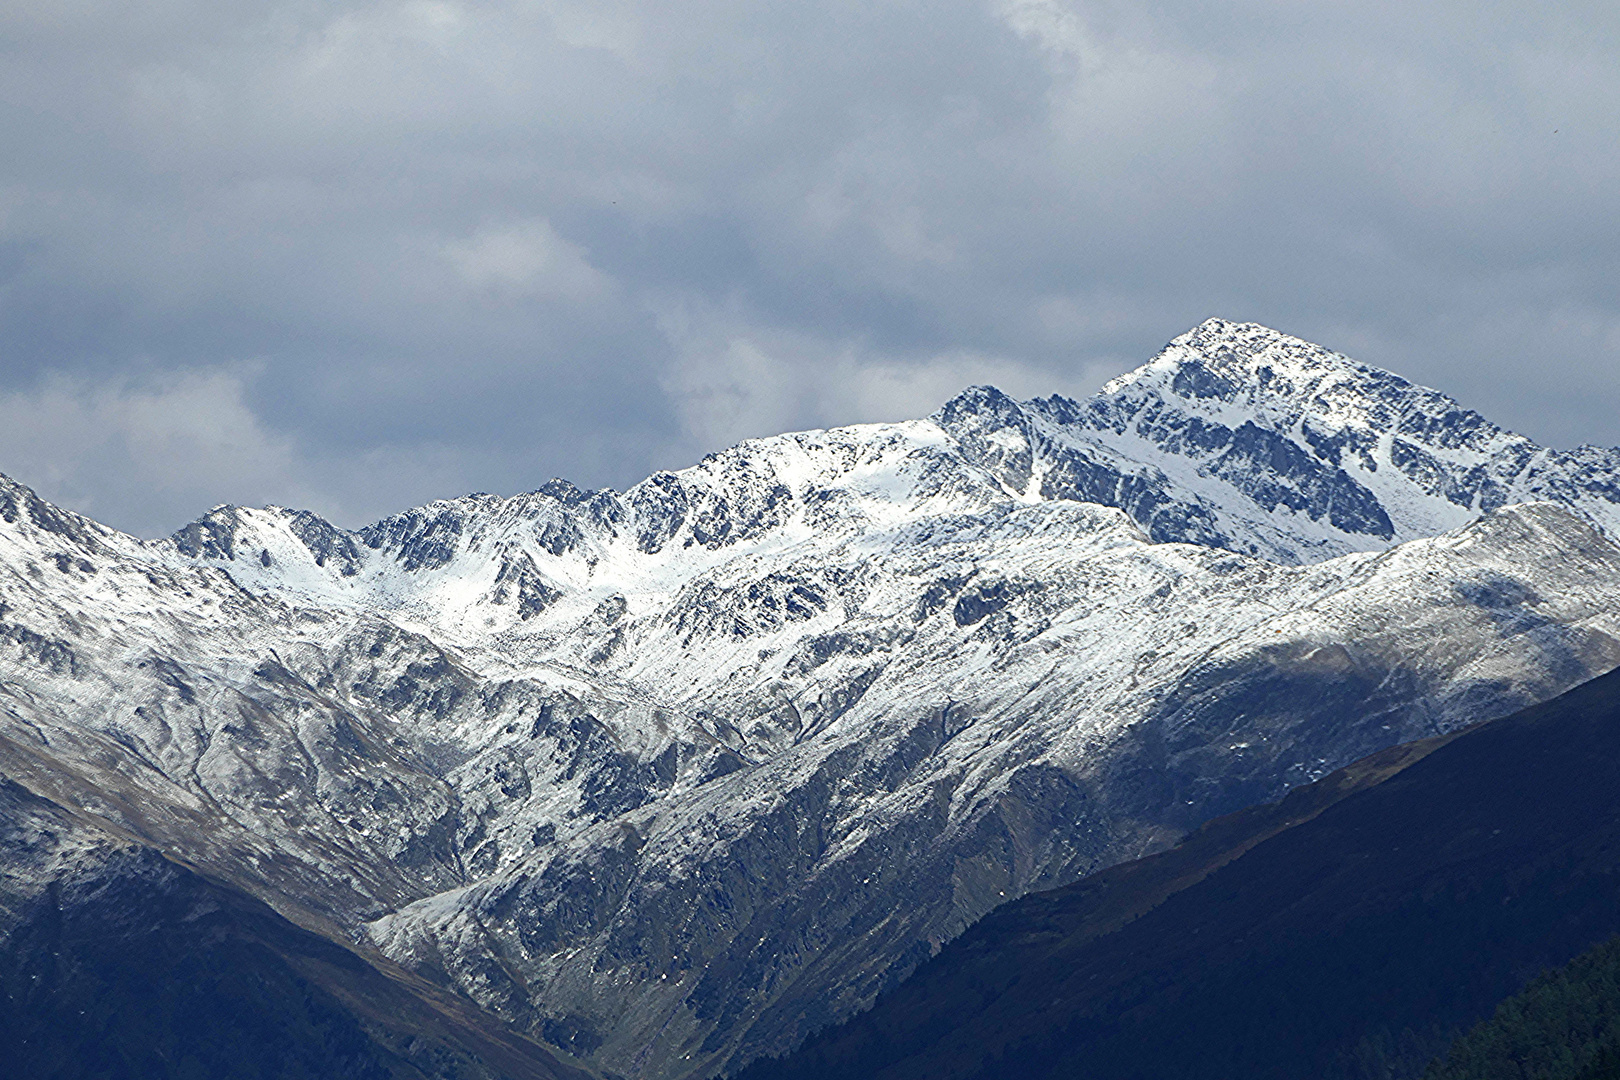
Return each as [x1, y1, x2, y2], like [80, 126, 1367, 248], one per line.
[1427, 933, 1620, 1080]
[745, 664, 1620, 1080]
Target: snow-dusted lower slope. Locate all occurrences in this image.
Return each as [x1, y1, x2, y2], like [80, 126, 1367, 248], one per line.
[5, 320, 1620, 1078]
[363, 502, 1620, 1077]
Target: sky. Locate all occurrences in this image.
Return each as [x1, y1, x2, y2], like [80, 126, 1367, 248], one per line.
[1, 0, 1617, 536]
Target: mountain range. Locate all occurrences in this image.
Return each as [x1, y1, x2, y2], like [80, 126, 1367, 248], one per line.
[4, 319, 1620, 1078]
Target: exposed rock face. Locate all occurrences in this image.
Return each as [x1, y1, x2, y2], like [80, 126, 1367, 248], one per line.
[3, 320, 1620, 1078]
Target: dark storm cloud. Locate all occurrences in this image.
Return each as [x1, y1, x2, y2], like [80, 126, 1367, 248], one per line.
[0, 0, 1616, 534]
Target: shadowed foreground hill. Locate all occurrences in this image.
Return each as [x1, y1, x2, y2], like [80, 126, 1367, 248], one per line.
[742, 664, 1620, 1080]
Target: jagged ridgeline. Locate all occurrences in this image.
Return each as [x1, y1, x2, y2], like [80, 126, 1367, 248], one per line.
[4, 320, 1620, 1079]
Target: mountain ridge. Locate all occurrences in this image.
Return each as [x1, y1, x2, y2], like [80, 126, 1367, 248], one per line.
[152, 319, 1620, 580]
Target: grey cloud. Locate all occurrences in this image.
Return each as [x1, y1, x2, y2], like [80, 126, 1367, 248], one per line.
[0, 0, 1616, 534]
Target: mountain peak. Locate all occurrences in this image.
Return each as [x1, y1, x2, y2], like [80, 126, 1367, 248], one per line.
[1102, 318, 1400, 409]
[935, 383, 1024, 424]
[928, 320, 1620, 562]
[0, 470, 118, 552]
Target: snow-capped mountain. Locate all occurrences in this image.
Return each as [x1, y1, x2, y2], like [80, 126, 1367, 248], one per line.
[4, 320, 1620, 1079]
[944, 319, 1620, 562]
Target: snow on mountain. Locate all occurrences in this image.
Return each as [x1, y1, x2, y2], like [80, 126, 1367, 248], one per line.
[360, 500, 1620, 1078]
[949, 319, 1620, 563]
[152, 320, 1620, 651]
[4, 319, 1620, 1078]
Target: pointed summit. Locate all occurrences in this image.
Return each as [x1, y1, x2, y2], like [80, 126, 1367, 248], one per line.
[935, 384, 1026, 427]
[1097, 319, 1504, 457]
[0, 470, 118, 552]
[930, 320, 1620, 563]
[1103, 319, 1413, 418]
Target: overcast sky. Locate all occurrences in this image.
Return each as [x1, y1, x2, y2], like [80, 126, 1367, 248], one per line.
[1, 0, 1617, 535]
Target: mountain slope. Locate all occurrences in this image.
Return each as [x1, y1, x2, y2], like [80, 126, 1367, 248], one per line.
[745, 664, 1620, 1080]
[0, 779, 593, 1080]
[362, 500, 1620, 1078]
[4, 319, 1620, 1078]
